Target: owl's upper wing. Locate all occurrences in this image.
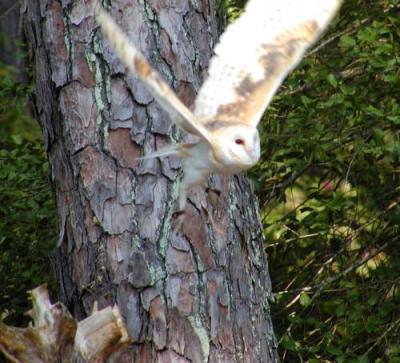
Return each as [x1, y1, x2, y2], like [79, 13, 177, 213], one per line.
[94, 2, 211, 142]
[193, 0, 342, 127]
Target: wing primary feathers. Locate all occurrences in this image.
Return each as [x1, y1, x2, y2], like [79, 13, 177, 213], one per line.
[193, 0, 343, 128]
[93, 1, 211, 142]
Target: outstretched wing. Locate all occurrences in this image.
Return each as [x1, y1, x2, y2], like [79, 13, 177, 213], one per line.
[93, 1, 211, 142]
[193, 0, 342, 127]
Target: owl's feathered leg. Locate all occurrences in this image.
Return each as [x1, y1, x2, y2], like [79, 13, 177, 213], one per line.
[172, 172, 201, 229]
[172, 151, 211, 230]
[178, 153, 210, 209]
[137, 142, 212, 230]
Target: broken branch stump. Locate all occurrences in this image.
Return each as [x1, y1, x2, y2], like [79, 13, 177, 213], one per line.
[0, 284, 131, 362]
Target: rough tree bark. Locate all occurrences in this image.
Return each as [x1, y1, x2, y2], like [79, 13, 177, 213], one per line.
[22, 0, 279, 361]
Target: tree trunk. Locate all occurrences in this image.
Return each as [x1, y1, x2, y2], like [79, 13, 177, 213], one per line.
[22, 0, 278, 361]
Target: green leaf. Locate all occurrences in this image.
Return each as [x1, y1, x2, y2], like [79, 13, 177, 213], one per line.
[281, 334, 298, 351]
[387, 115, 400, 124]
[365, 104, 384, 117]
[299, 292, 311, 307]
[327, 74, 338, 87]
[11, 134, 23, 145]
[340, 34, 357, 48]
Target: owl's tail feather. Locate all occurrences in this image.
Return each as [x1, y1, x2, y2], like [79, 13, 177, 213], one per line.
[136, 145, 182, 160]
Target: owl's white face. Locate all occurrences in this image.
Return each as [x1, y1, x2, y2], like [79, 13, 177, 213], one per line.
[212, 125, 260, 172]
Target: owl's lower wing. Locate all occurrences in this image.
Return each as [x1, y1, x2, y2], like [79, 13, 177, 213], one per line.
[93, 1, 211, 143]
[193, 0, 342, 126]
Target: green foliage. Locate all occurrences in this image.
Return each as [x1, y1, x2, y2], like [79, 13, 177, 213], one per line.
[0, 63, 39, 141]
[0, 62, 57, 325]
[250, 0, 400, 361]
[218, 0, 247, 20]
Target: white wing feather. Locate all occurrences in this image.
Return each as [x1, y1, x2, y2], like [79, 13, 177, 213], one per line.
[93, 1, 211, 142]
[193, 0, 342, 127]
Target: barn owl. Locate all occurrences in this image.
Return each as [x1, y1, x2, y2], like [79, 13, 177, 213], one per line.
[93, 0, 342, 214]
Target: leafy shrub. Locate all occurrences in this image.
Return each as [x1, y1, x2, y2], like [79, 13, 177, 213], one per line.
[252, 0, 400, 361]
[0, 62, 57, 325]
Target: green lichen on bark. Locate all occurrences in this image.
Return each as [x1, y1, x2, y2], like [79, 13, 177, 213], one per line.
[188, 315, 210, 363]
[157, 178, 180, 257]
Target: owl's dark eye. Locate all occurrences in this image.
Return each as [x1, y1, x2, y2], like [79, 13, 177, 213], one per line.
[235, 139, 245, 145]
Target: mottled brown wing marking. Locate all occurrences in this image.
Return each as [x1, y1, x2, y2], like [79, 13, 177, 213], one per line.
[275, 21, 319, 49]
[203, 120, 238, 131]
[134, 57, 151, 78]
[235, 50, 282, 98]
[214, 51, 284, 122]
[215, 21, 320, 125]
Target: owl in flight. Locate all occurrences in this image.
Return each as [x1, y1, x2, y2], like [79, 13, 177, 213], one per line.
[93, 0, 342, 215]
